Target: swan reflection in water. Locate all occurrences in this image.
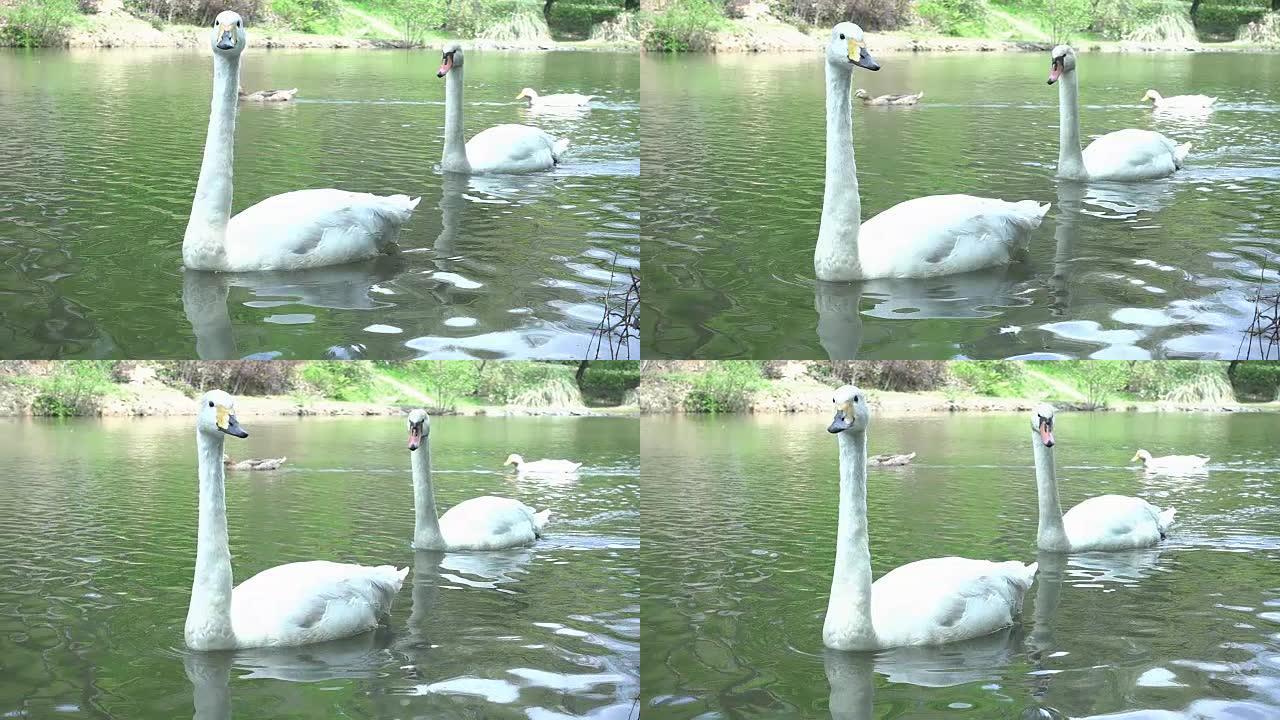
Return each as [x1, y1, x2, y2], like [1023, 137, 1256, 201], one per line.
[814, 265, 1031, 360]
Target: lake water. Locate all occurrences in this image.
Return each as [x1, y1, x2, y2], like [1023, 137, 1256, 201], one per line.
[0, 414, 639, 719]
[0, 49, 638, 360]
[640, 411, 1280, 718]
[640, 52, 1280, 360]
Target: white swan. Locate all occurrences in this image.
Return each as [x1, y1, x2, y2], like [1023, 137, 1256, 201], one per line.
[822, 385, 1037, 651]
[1047, 46, 1190, 182]
[516, 87, 597, 108]
[1031, 405, 1177, 552]
[185, 390, 407, 650]
[437, 44, 569, 174]
[1141, 89, 1216, 111]
[503, 453, 582, 474]
[183, 12, 419, 272]
[408, 410, 550, 551]
[1131, 448, 1209, 473]
[816, 24, 1049, 281]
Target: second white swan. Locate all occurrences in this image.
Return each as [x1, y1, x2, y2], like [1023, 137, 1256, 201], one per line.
[408, 410, 550, 551]
[183, 13, 419, 272]
[1031, 405, 1177, 552]
[815, 23, 1049, 282]
[822, 385, 1037, 651]
[437, 44, 569, 174]
[1047, 46, 1190, 181]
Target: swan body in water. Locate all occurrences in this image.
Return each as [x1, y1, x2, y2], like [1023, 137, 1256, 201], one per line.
[437, 44, 569, 174]
[815, 23, 1049, 281]
[1031, 405, 1177, 552]
[185, 390, 406, 650]
[408, 411, 550, 551]
[184, 12, 418, 272]
[822, 385, 1037, 650]
[1047, 46, 1190, 181]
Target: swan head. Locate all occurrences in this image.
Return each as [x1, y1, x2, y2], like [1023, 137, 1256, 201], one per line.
[516, 87, 537, 103]
[437, 42, 464, 78]
[1031, 404, 1055, 448]
[504, 453, 524, 467]
[407, 409, 429, 451]
[1141, 89, 1160, 103]
[1131, 449, 1152, 463]
[210, 11, 246, 56]
[827, 23, 879, 73]
[827, 385, 869, 434]
[198, 390, 247, 439]
[1047, 45, 1075, 85]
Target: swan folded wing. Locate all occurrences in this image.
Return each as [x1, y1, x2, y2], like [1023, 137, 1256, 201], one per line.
[870, 557, 1036, 646]
[230, 560, 407, 646]
[1081, 129, 1182, 180]
[859, 195, 1048, 278]
[224, 189, 419, 271]
[465, 124, 564, 174]
[1061, 494, 1167, 550]
[438, 496, 541, 550]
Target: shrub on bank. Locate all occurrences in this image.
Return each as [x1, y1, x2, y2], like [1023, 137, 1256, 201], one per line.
[0, 0, 79, 47]
[123, 0, 266, 26]
[778, 0, 913, 30]
[950, 361, 1028, 396]
[918, 0, 989, 36]
[270, 0, 342, 33]
[643, 0, 723, 51]
[1231, 361, 1280, 402]
[31, 362, 116, 417]
[1128, 361, 1232, 403]
[298, 362, 375, 401]
[683, 361, 764, 413]
[161, 360, 302, 396]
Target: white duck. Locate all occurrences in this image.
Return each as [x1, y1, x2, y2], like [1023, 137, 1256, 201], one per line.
[822, 385, 1037, 651]
[1031, 405, 1177, 552]
[516, 87, 597, 108]
[1047, 46, 1190, 182]
[1141, 89, 1216, 111]
[1131, 448, 1209, 473]
[816, 24, 1049, 281]
[185, 391, 407, 650]
[504, 453, 582, 474]
[408, 410, 550, 551]
[184, 13, 419, 272]
[437, 44, 569, 174]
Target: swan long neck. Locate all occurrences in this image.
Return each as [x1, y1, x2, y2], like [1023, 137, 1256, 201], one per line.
[442, 66, 471, 173]
[183, 51, 239, 271]
[1033, 432, 1070, 552]
[824, 429, 876, 649]
[185, 428, 236, 649]
[1056, 70, 1086, 180]
[815, 61, 862, 281]
[412, 445, 446, 550]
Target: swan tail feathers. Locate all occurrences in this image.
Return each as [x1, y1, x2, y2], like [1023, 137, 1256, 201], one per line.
[1174, 143, 1192, 166]
[532, 509, 552, 535]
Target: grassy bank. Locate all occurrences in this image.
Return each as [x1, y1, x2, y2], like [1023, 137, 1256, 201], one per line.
[0, 360, 639, 417]
[0, 0, 639, 49]
[640, 0, 1280, 52]
[639, 360, 1280, 414]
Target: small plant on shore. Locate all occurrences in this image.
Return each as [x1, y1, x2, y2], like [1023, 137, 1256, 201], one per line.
[918, 0, 990, 36]
[1039, 0, 1091, 43]
[0, 0, 78, 47]
[643, 0, 723, 52]
[951, 361, 1027, 396]
[31, 362, 116, 417]
[299, 361, 376, 401]
[683, 361, 764, 413]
